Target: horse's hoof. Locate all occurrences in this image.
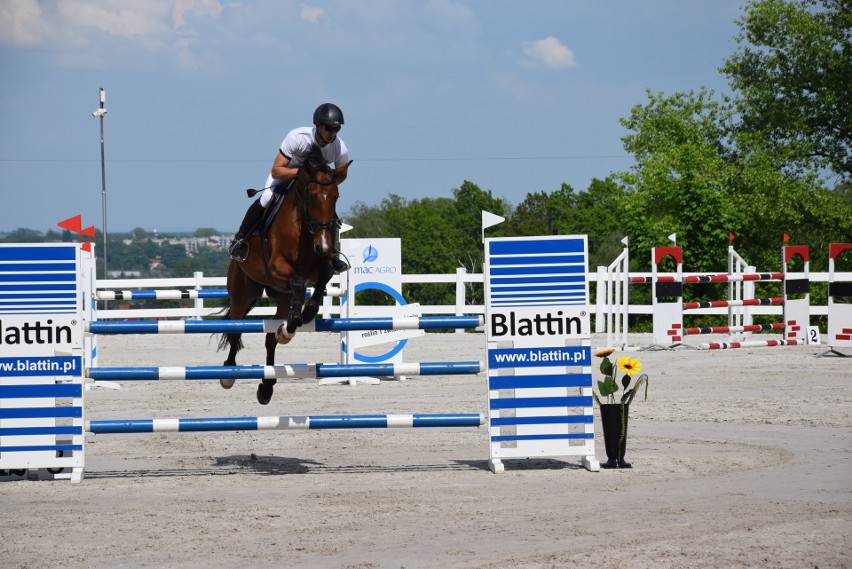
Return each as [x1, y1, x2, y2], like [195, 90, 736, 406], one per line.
[221, 360, 236, 389]
[257, 383, 274, 405]
[276, 326, 295, 345]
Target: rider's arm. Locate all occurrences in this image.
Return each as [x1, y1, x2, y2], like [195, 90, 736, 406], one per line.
[270, 150, 300, 181]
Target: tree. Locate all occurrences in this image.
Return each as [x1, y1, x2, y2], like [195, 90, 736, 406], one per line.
[617, 87, 852, 274]
[617, 89, 746, 271]
[509, 191, 558, 236]
[722, 0, 852, 183]
[450, 181, 508, 272]
[130, 227, 149, 240]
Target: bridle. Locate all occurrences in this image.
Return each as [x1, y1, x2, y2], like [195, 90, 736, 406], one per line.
[292, 168, 340, 238]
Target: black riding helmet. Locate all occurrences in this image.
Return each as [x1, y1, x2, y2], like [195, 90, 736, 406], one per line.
[313, 103, 344, 127]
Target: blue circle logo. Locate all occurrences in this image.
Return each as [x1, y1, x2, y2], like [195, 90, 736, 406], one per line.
[362, 245, 379, 263]
[341, 281, 408, 363]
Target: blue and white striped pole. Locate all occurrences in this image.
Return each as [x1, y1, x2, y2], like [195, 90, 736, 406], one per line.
[86, 413, 485, 433]
[86, 315, 484, 335]
[86, 361, 484, 381]
[95, 287, 343, 301]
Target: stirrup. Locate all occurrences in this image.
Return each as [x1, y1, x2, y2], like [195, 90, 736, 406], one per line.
[229, 239, 249, 262]
[332, 255, 350, 274]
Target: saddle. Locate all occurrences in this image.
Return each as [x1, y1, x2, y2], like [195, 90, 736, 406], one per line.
[258, 193, 286, 237]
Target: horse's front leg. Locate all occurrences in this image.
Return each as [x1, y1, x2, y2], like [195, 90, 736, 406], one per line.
[258, 290, 292, 405]
[302, 261, 334, 324]
[256, 331, 279, 405]
[276, 274, 307, 342]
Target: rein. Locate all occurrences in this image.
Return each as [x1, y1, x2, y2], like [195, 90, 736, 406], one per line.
[292, 171, 339, 237]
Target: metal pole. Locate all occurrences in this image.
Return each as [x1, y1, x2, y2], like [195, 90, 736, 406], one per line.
[93, 88, 108, 280]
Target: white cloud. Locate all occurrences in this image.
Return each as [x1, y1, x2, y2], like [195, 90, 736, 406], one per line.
[300, 5, 325, 25]
[173, 0, 223, 31]
[0, 0, 228, 70]
[0, 0, 51, 46]
[522, 36, 578, 70]
[57, 1, 172, 39]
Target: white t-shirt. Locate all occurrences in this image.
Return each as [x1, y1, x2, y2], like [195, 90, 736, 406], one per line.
[264, 126, 349, 193]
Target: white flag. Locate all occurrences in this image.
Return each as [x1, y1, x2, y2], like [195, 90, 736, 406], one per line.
[481, 210, 505, 230]
[667, 233, 677, 244]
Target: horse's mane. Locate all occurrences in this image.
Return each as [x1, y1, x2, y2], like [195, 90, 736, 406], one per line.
[305, 145, 331, 172]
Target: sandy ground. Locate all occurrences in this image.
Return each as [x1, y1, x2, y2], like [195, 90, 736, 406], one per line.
[2, 331, 850, 568]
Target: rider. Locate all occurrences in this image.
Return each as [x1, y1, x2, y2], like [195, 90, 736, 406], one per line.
[228, 103, 350, 273]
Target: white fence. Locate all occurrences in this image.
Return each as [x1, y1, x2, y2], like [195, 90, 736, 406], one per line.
[95, 268, 845, 322]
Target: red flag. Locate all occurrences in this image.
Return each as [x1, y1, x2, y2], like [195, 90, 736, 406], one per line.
[57, 214, 83, 233]
[728, 232, 735, 243]
[81, 242, 93, 253]
[783, 233, 790, 243]
[81, 225, 96, 238]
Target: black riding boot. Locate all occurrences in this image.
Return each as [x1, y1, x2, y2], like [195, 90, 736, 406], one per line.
[331, 216, 349, 274]
[229, 199, 265, 262]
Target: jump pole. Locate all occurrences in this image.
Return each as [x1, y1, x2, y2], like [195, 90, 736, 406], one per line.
[95, 287, 343, 301]
[86, 315, 484, 335]
[87, 413, 485, 433]
[86, 361, 484, 381]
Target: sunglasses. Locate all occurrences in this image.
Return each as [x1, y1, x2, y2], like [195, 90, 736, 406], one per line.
[322, 124, 341, 133]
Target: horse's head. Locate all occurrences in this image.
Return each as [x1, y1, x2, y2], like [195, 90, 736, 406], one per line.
[296, 158, 352, 257]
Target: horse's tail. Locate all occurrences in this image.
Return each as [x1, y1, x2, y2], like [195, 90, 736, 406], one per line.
[215, 296, 261, 352]
[215, 300, 239, 352]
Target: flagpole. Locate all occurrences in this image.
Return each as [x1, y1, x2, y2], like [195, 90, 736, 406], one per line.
[93, 88, 108, 280]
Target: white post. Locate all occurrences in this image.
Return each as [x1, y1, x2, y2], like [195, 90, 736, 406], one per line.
[92, 88, 108, 283]
[193, 271, 204, 319]
[455, 267, 467, 334]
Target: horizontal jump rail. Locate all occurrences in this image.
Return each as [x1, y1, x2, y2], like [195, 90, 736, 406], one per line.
[95, 287, 343, 301]
[86, 413, 486, 433]
[682, 297, 784, 310]
[630, 272, 784, 284]
[684, 323, 784, 336]
[87, 361, 485, 381]
[86, 315, 485, 335]
[698, 339, 800, 350]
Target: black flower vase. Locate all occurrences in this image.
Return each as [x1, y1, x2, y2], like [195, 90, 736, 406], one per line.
[599, 403, 631, 469]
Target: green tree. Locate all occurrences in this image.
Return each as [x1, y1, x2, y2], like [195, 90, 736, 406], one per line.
[509, 191, 558, 236]
[130, 227, 149, 240]
[617, 89, 746, 271]
[450, 180, 508, 273]
[571, 178, 629, 269]
[722, 0, 852, 182]
[159, 242, 188, 269]
[617, 87, 852, 274]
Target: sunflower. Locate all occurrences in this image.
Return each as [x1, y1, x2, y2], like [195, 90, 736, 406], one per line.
[617, 356, 642, 377]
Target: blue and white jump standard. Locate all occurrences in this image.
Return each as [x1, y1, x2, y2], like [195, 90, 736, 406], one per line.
[483, 234, 598, 473]
[0, 244, 86, 483]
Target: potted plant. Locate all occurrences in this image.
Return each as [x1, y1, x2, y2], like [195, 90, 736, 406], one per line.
[592, 349, 649, 469]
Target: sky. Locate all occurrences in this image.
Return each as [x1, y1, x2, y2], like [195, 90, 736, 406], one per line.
[0, 0, 747, 234]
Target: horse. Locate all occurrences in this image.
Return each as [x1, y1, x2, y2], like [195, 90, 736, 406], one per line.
[217, 153, 352, 404]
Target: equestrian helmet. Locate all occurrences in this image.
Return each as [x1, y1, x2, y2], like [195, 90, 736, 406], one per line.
[313, 103, 345, 127]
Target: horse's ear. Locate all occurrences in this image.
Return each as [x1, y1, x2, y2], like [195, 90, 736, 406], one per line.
[335, 160, 352, 184]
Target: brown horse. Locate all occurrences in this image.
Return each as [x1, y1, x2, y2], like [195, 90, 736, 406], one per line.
[218, 154, 352, 404]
